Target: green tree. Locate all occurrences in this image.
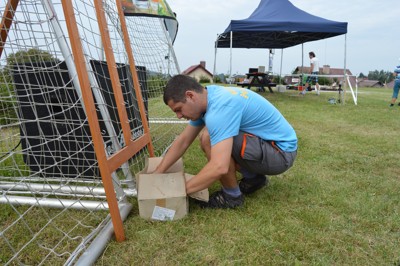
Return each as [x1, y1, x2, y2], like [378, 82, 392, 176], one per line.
[367, 69, 394, 84]
[1, 48, 58, 83]
[6, 48, 57, 65]
[0, 48, 58, 124]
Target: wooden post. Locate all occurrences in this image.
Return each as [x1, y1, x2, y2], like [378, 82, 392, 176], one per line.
[0, 0, 19, 58]
[114, 0, 155, 157]
[61, 0, 125, 242]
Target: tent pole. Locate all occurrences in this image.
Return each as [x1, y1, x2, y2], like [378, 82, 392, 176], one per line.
[229, 31, 233, 79]
[268, 49, 274, 73]
[213, 35, 218, 82]
[301, 43, 304, 85]
[341, 33, 348, 104]
[279, 49, 283, 84]
[301, 43, 304, 70]
[344, 34, 347, 72]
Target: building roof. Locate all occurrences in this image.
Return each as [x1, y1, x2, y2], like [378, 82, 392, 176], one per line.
[357, 79, 383, 87]
[182, 63, 213, 77]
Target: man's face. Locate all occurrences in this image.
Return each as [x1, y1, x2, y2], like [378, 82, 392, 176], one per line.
[167, 91, 203, 121]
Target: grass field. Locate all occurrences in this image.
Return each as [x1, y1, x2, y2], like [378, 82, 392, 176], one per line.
[94, 87, 400, 265]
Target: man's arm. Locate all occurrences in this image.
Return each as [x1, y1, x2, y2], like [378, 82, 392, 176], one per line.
[185, 137, 233, 194]
[154, 124, 203, 173]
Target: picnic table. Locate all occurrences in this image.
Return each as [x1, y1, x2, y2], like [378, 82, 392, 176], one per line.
[236, 72, 275, 93]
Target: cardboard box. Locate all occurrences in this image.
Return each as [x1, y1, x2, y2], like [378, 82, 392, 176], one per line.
[137, 157, 208, 221]
[142, 157, 183, 174]
[185, 174, 209, 202]
[138, 172, 187, 221]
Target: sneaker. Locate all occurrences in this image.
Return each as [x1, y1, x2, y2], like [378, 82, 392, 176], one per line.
[198, 190, 244, 209]
[239, 175, 268, 195]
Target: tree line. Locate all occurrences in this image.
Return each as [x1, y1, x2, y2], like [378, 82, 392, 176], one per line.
[358, 70, 395, 84]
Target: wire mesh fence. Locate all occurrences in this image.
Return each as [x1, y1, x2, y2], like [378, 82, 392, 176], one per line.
[0, 0, 183, 264]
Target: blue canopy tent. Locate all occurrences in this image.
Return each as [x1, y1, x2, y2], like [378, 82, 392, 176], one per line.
[213, 0, 348, 80]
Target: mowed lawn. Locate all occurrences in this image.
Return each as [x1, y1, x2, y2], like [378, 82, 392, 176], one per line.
[96, 87, 400, 266]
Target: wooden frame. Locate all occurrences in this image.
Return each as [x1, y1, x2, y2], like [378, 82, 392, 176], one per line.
[61, 0, 155, 242]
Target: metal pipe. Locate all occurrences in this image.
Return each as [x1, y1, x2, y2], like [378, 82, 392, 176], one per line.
[0, 182, 137, 197]
[0, 195, 109, 210]
[229, 31, 233, 78]
[279, 49, 283, 84]
[72, 203, 132, 266]
[341, 33, 347, 104]
[160, 17, 180, 74]
[213, 35, 218, 81]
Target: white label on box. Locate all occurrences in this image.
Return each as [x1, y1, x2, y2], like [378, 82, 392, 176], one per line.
[151, 206, 176, 221]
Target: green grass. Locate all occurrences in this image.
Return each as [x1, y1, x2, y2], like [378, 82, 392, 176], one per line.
[95, 87, 400, 265]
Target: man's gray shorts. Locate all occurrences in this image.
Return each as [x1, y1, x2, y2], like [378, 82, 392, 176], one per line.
[232, 131, 297, 175]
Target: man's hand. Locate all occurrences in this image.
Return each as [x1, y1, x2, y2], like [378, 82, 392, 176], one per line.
[155, 124, 203, 173]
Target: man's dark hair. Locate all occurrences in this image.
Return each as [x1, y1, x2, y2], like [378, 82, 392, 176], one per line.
[309, 51, 316, 57]
[163, 74, 204, 105]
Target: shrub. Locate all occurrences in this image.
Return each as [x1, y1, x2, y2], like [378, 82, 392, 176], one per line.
[199, 75, 211, 83]
[213, 75, 221, 83]
[318, 77, 330, 85]
[0, 82, 17, 125]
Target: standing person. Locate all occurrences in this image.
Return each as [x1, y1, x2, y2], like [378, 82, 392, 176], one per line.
[153, 75, 297, 209]
[302, 51, 320, 95]
[390, 64, 400, 107]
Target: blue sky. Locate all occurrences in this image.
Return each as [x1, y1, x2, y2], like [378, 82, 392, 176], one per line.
[168, 0, 399, 77]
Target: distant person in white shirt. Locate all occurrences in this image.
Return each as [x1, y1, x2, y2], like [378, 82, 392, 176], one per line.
[303, 51, 320, 95]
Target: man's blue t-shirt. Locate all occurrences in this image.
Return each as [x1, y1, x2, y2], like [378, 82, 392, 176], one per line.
[190, 85, 297, 152]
